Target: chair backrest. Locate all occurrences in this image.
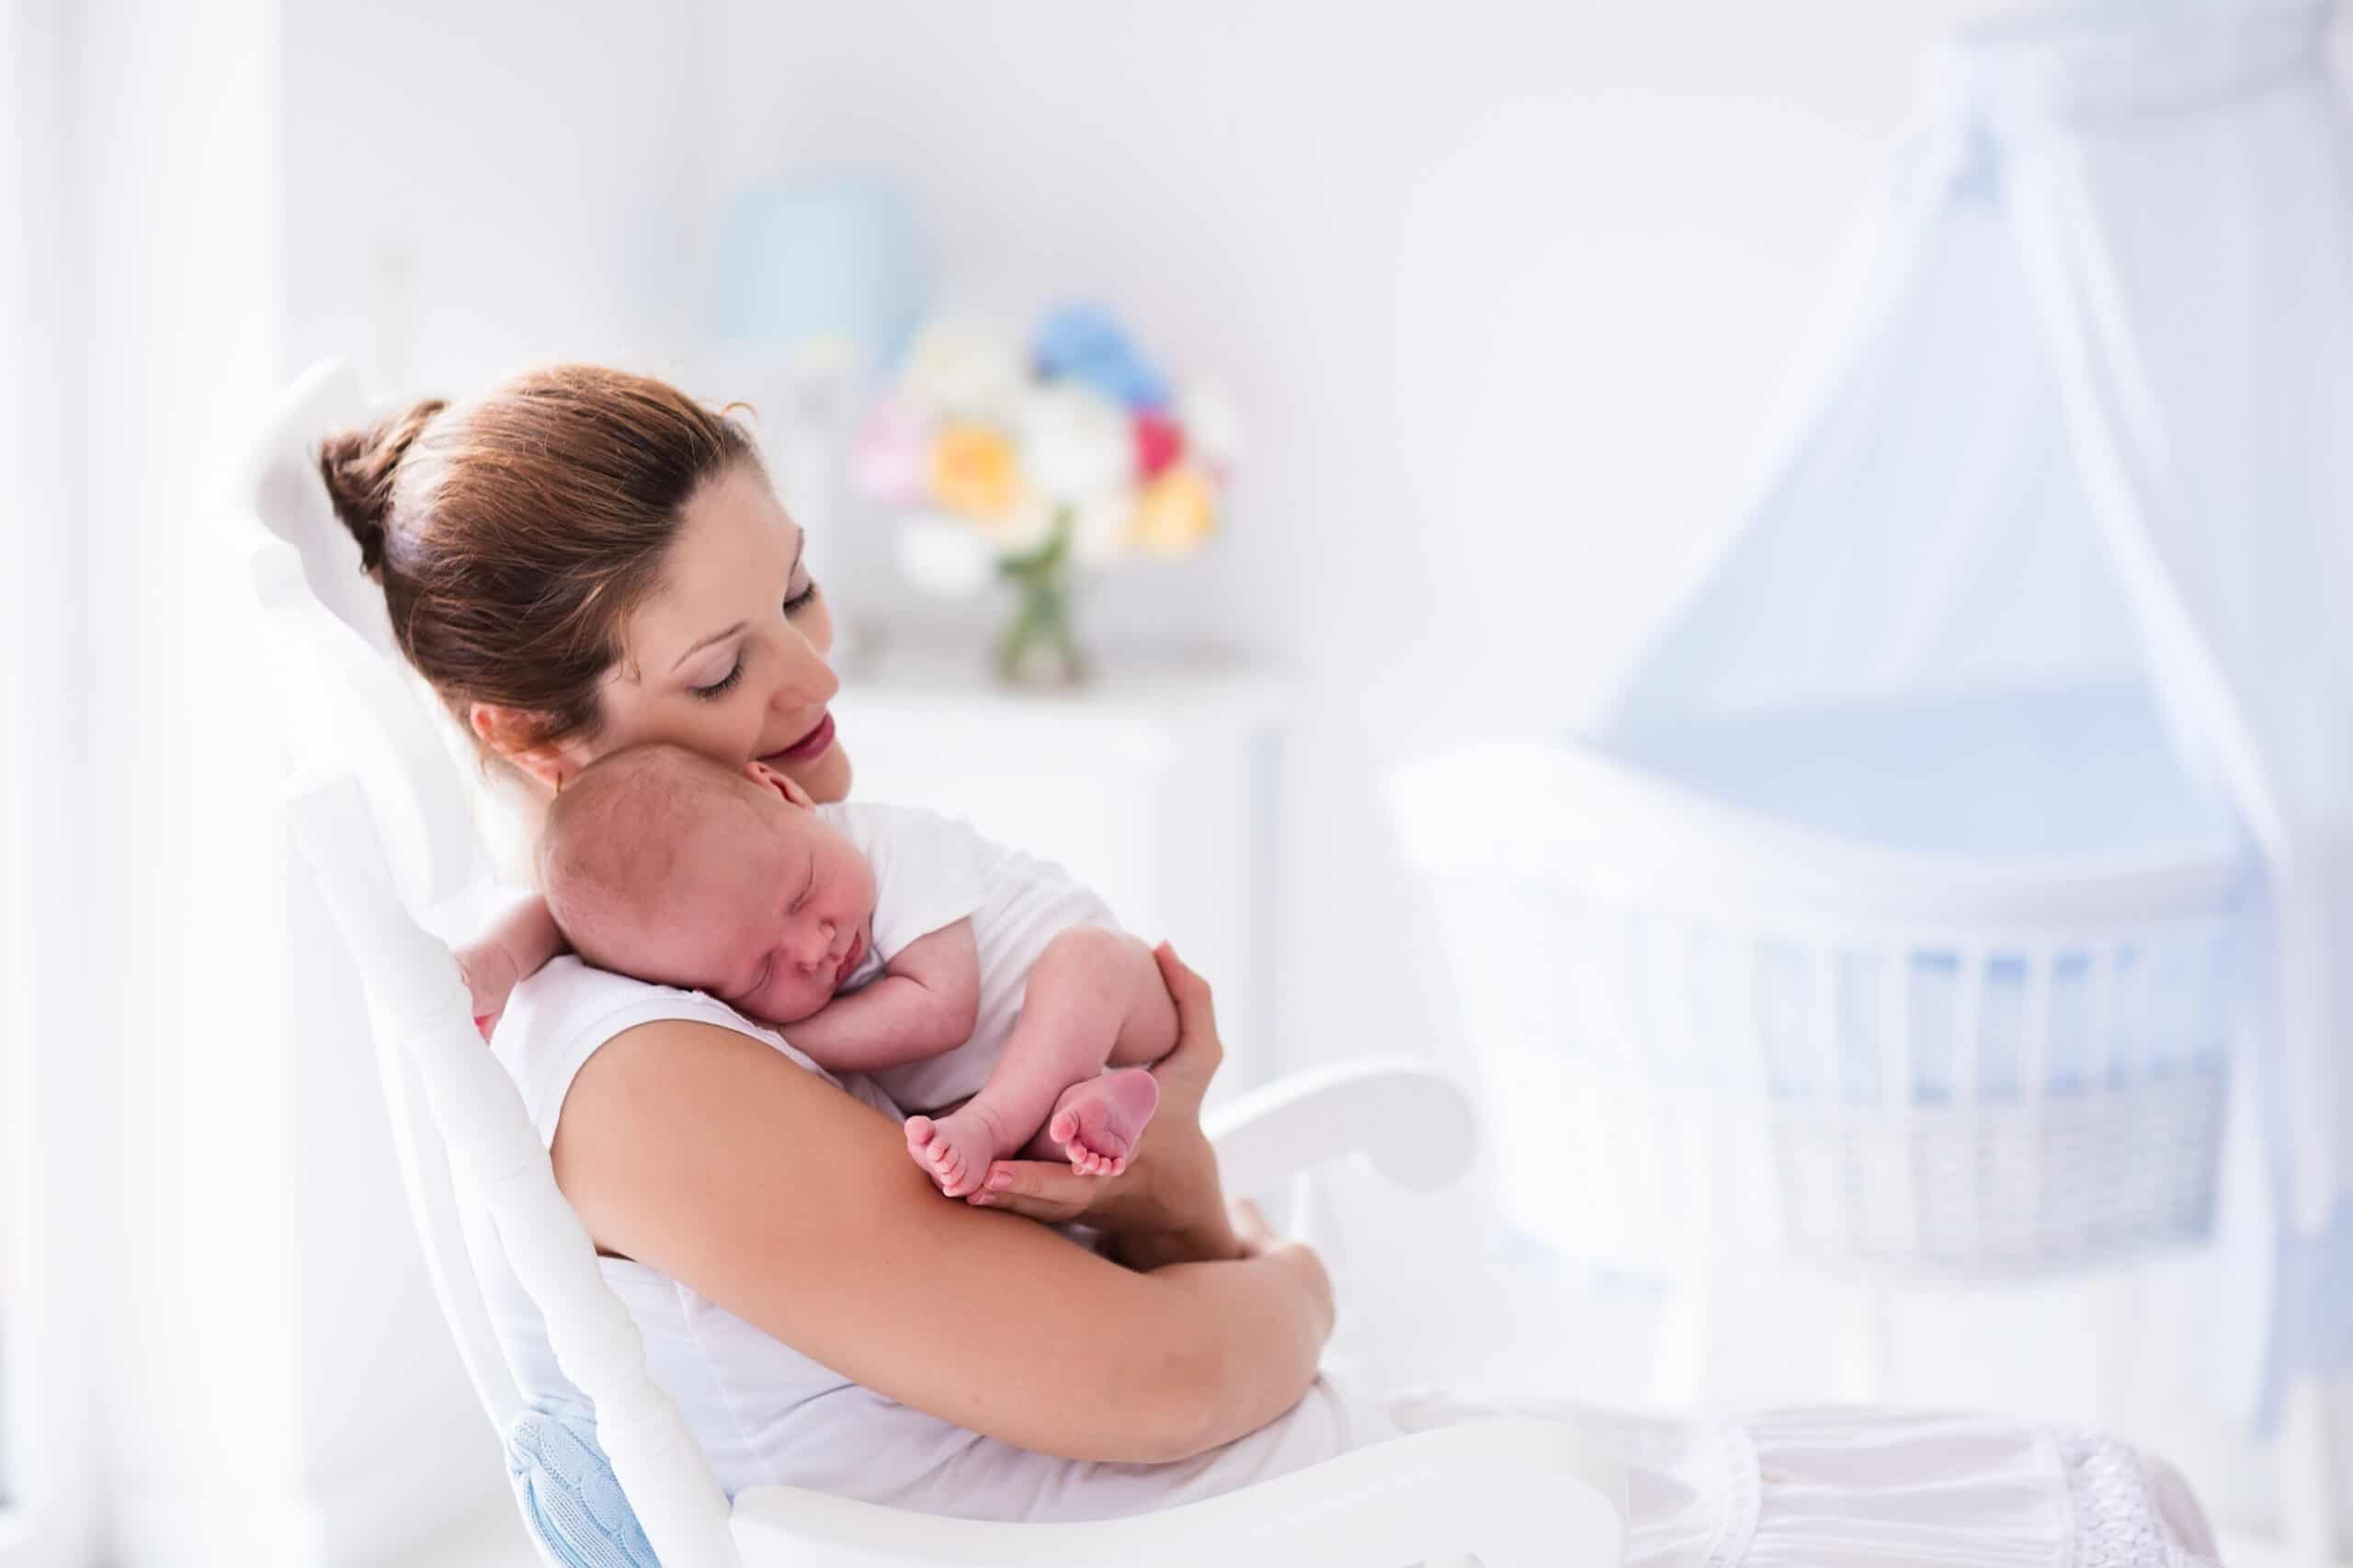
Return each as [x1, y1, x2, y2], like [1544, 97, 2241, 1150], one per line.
[239, 359, 526, 1426]
[236, 359, 741, 1568]
[240, 360, 494, 921]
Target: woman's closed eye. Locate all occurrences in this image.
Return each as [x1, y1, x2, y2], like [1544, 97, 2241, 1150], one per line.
[690, 656, 745, 700]
[687, 576, 818, 697]
[689, 584, 817, 701]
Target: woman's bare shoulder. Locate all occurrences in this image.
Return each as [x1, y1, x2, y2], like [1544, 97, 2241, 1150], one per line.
[551, 1010, 902, 1257]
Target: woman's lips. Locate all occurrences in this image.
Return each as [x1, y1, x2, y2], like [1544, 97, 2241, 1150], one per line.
[764, 710, 835, 766]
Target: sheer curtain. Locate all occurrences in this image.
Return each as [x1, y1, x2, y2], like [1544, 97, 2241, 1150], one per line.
[0, 1, 97, 1564]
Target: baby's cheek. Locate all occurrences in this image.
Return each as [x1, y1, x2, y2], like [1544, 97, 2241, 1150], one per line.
[773, 975, 832, 1026]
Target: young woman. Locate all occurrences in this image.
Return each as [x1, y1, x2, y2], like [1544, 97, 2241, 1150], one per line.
[320, 365, 2222, 1562]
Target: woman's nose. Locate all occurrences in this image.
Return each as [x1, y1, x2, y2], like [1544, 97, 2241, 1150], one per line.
[768, 624, 841, 708]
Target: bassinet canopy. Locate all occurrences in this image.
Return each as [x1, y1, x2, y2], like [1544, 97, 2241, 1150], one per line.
[1602, 0, 2352, 1425]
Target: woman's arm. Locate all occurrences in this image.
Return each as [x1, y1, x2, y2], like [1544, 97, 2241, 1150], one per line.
[551, 1014, 1332, 1465]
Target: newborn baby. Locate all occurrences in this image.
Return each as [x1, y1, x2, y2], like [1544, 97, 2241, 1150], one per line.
[538, 743, 1176, 1197]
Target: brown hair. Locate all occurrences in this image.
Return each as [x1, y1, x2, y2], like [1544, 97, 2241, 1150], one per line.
[316, 364, 762, 754]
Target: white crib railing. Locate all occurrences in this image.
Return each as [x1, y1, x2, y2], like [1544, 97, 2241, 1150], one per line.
[1392, 736, 2253, 1278]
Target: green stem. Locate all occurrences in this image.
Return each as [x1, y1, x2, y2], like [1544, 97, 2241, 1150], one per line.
[995, 514, 1087, 686]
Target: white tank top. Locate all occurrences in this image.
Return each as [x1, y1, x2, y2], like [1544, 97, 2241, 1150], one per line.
[472, 966, 2222, 1568]
[474, 956, 1397, 1520]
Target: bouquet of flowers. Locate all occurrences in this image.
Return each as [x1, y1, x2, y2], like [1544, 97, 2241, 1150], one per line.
[847, 302, 1237, 685]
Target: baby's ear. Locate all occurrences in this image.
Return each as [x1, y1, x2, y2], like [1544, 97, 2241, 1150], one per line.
[744, 759, 818, 811]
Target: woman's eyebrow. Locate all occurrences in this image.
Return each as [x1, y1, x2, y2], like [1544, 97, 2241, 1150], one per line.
[671, 620, 747, 673]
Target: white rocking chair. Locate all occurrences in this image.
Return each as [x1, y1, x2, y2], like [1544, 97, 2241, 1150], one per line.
[237, 358, 1627, 1568]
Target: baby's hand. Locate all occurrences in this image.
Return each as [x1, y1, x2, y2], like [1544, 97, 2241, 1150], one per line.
[455, 895, 568, 1040]
[454, 943, 521, 1041]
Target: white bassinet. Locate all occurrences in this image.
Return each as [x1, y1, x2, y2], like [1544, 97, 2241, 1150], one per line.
[1390, 684, 2255, 1278]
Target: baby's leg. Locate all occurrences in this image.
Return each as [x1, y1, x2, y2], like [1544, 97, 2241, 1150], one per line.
[905, 927, 1176, 1195]
[1029, 932, 1177, 1174]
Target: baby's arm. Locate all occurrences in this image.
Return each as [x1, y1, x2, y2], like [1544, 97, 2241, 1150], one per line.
[783, 918, 983, 1073]
[455, 893, 568, 1039]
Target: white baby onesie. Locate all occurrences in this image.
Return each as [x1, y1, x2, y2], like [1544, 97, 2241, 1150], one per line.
[815, 801, 1120, 1115]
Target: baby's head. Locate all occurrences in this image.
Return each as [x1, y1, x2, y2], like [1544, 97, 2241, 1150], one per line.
[540, 743, 876, 1024]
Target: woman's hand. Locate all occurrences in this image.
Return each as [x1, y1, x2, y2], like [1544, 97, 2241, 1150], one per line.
[971, 942, 1242, 1270]
[1227, 1196, 1335, 1337]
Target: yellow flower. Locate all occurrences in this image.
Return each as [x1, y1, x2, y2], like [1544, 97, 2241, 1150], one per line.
[928, 423, 1023, 520]
[1128, 465, 1217, 559]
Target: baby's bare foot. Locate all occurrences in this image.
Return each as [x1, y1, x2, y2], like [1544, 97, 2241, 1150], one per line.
[904, 1109, 1002, 1199]
[1046, 1069, 1160, 1177]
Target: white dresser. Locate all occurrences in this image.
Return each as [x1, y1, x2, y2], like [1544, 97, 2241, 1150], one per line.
[833, 647, 1290, 1089]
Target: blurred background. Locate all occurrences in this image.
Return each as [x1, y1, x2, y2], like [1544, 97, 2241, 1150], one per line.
[3, 1, 2348, 1565]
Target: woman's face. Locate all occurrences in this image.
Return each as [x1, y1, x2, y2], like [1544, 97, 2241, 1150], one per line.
[565, 463, 851, 801]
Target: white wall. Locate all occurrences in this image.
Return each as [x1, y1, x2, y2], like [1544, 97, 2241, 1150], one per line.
[687, 0, 2353, 1546]
[686, 0, 1989, 1086]
[73, 0, 303, 1557]
[2, 2, 98, 1562]
[278, 0, 710, 398]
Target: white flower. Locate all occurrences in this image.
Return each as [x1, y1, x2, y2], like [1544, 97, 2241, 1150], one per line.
[1068, 491, 1134, 566]
[900, 322, 1027, 420]
[1017, 381, 1131, 506]
[982, 485, 1058, 556]
[1176, 381, 1242, 469]
[894, 514, 994, 599]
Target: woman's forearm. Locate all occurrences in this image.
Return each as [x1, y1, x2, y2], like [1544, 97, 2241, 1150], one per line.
[561, 1016, 1333, 1470]
[1142, 1243, 1335, 1460]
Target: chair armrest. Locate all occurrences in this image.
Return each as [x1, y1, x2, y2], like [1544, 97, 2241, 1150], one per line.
[730, 1416, 1626, 1568]
[1204, 1058, 1475, 1198]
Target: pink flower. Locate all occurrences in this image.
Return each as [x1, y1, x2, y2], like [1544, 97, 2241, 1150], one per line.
[847, 398, 930, 506]
[1132, 411, 1184, 480]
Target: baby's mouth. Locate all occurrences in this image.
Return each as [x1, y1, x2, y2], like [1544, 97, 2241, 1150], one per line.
[832, 929, 865, 988]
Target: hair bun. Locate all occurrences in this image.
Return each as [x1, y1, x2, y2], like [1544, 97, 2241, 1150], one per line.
[316, 398, 446, 575]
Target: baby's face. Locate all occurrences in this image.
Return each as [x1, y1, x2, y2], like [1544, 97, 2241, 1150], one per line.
[686, 794, 877, 1026]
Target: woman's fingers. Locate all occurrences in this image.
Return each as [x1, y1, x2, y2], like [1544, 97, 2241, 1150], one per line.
[1151, 941, 1223, 1087]
[1153, 940, 1216, 1024]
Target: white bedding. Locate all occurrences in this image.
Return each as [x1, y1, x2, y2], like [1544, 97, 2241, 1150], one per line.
[1600, 684, 2246, 863]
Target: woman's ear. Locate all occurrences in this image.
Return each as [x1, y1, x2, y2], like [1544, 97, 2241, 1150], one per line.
[470, 701, 572, 791]
[745, 759, 817, 811]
